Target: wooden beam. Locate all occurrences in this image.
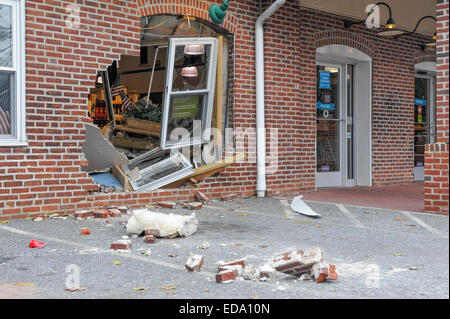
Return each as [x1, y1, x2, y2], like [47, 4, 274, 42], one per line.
[115, 124, 161, 138]
[111, 136, 157, 150]
[111, 164, 132, 192]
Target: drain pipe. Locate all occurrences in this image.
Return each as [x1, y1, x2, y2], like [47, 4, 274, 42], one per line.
[255, 0, 286, 198]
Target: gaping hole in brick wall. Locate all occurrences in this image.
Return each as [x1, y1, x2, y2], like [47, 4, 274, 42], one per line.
[82, 14, 237, 194]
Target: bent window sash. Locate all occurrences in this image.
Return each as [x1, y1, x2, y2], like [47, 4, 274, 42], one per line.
[160, 37, 218, 150]
[124, 152, 194, 192]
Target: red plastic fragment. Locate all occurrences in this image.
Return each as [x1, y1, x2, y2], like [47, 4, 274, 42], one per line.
[29, 239, 46, 248]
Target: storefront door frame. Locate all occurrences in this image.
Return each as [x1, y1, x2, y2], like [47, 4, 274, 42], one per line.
[316, 45, 373, 187]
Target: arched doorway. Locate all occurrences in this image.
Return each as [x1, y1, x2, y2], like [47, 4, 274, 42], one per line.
[414, 61, 437, 181]
[316, 45, 372, 188]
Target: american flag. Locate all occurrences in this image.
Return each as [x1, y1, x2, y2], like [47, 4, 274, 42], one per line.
[119, 90, 132, 111]
[0, 89, 10, 135]
[111, 77, 124, 97]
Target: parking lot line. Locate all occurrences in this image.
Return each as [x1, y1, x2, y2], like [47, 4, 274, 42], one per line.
[0, 223, 208, 274]
[399, 211, 449, 239]
[335, 204, 366, 229]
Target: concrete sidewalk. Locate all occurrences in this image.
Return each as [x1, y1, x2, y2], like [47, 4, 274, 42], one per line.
[0, 196, 448, 299]
[301, 182, 426, 213]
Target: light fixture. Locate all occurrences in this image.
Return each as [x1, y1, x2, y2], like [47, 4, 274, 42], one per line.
[325, 66, 339, 73]
[184, 44, 205, 55]
[96, 75, 103, 84]
[209, 0, 230, 24]
[344, 2, 405, 37]
[394, 16, 437, 48]
[181, 66, 198, 77]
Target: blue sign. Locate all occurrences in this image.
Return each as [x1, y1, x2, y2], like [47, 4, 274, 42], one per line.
[415, 98, 427, 106]
[317, 102, 335, 110]
[321, 165, 330, 172]
[319, 71, 331, 89]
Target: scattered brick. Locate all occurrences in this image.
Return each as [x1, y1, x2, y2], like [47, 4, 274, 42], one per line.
[216, 270, 236, 283]
[144, 229, 160, 237]
[74, 210, 94, 219]
[117, 206, 129, 214]
[184, 202, 203, 210]
[80, 227, 91, 235]
[328, 264, 338, 281]
[220, 193, 237, 201]
[311, 262, 330, 283]
[94, 210, 109, 218]
[143, 235, 156, 243]
[108, 209, 122, 217]
[217, 258, 247, 272]
[194, 190, 208, 202]
[185, 254, 204, 272]
[110, 240, 131, 251]
[259, 264, 276, 281]
[273, 249, 312, 277]
[218, 264, 243, 277]
[158, 201, 177, 209]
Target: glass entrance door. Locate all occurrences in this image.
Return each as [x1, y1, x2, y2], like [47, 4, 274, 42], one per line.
[414, 75, 436, 180]
[316, 64, 342, 187]
[316, 64, 355, 188]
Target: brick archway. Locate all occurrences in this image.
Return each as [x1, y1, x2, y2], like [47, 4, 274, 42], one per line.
[136, 0, 238, 35]
[312, 30, 375, 58]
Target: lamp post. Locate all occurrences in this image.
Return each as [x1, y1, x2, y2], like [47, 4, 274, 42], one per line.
[209, 0, 230, 24]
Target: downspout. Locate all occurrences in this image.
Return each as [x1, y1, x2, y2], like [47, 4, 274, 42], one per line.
[255, 0, 286, 198]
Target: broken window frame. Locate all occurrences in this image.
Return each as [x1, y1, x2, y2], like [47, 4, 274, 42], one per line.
[160, 37, 218, 150]
[124, 152, 194, 192]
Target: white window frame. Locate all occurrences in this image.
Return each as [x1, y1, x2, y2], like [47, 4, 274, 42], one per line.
[160, 37, 218, 150]
[0, 0, 26, 146]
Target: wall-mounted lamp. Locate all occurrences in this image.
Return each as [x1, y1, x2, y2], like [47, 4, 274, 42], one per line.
[344, 2, 405, 37]
[184, 44, 205, 55]
[181, 55, 201, 78]
[209, 0, 230, 24]
[181, 66, 198, 77]
[393, 15, 437, 49]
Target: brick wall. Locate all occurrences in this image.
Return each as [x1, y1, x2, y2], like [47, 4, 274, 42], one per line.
[262, 1, 432, 188]
[424, 0, 449, 215]
[0, 0, 441, 219]
[424, 143, 449, 214]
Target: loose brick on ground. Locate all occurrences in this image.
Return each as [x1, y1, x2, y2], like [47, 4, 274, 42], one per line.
[216, 270, 236, 283]
[185, 254, 204, 272]
[158, 201, 177, 209]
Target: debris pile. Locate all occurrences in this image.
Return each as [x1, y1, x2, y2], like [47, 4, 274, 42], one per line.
[214, 248, 337, 284]
[74, 205, 128, 219]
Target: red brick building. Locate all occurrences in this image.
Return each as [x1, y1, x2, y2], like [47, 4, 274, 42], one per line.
[0, 0, 448, 218]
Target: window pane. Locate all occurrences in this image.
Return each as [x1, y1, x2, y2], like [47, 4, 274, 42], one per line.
[0, 4, 13, 68]
[165, 93, 206, 145]
[0, 73, 12, 135]
[172, 44, 211, 91]
[316, 65, 340, 173]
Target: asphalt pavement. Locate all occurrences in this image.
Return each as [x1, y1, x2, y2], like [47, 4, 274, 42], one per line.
[0, 196, 448, 300]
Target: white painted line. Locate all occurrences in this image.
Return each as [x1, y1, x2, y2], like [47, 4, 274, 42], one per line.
[303, 199, 449, 218]
[0, 224, 210, 275]
[335, 204, 366, 229]
[400, 211, 449, 239]
[0, 223, 280, 289]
